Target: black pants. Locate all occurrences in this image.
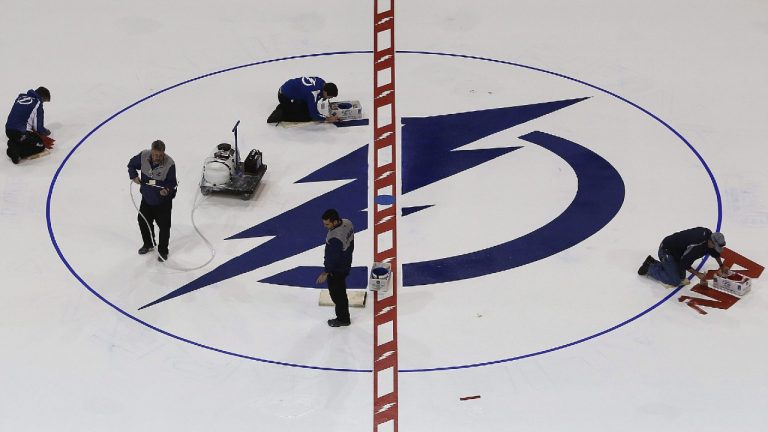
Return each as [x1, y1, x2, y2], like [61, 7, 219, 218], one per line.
[272, 91, 312, 122]
[328, 271, 350, 323]
[6, 129, 44, 158]
[138, 200, 172, 255]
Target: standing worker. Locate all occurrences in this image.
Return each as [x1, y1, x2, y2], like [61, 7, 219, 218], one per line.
[638, 226, 727, 286]
[267, 76, 340, 124]
[5, 86, 53, 163]
[316, 209, 355, 327]
[127, 140, 177, 262]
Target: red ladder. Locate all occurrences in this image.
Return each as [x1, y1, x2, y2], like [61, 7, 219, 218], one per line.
[372, 1, 398, 431]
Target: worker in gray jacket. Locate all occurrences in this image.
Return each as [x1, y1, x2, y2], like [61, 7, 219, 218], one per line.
[316, 208, 354, 327]
[127, 140, 177, 262]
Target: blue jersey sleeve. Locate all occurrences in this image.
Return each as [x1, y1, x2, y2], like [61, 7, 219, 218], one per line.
[127, 153, 142, 180]
[323, 238, 344, 272]
[307, 77, 326, 120]
[160, 164, 178, 198]
[35, 103, 46, 133]
[305, 92, 325, 120]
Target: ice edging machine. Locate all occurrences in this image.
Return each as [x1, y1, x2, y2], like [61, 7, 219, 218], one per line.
[200, 121, 267, 200]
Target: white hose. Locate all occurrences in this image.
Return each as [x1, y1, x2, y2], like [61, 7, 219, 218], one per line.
[130, 180, 215, 271]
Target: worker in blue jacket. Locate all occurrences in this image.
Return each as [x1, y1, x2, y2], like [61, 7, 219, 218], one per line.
[638, 227, 727, 286]
[5, 87, 51, 163]
[267, 76, 339, 124]
[127, 140, 177, 262]
[316, 208, 355, 327]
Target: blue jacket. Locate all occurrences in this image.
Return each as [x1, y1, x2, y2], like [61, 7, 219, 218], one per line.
[661, 227, 720, 277]
[324, 219, 355, 274]
[279, 77, 327, 121]
[127, 150, 177, 206]
[5, 89, 48, 134]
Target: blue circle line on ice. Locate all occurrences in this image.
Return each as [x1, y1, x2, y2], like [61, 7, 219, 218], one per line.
[46, 50, 722, 373]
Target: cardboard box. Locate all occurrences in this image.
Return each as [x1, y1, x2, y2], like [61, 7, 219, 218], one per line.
[329, 100, 363, 120]
[712, 271, 752, 296]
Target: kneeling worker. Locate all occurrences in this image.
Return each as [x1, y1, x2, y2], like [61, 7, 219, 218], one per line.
[638, 226, 727, 286]
[267, 76, 340, 124]
[5, 86, 53, 164]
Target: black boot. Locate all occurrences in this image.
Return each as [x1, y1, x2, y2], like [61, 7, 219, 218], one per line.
[267, 106, 284, 124]
[6, 143, 20, 164]
[637, 255, 656, 276]
[327, 318, 351, 327]
[138, 245, 154, 255]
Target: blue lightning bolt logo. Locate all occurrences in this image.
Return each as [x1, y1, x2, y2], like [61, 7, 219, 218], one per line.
[140, 96, 620, 308]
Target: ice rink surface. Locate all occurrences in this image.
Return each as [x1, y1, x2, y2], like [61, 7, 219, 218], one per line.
[1, 1, 767, 431]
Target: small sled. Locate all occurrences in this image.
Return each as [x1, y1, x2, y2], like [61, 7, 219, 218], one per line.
[22, 149, 51, 160]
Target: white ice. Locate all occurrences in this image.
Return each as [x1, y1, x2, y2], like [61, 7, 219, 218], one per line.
[1, 1, 767, 431]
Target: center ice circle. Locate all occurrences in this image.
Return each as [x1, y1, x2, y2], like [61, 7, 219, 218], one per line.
[46, 51, 721, 372]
